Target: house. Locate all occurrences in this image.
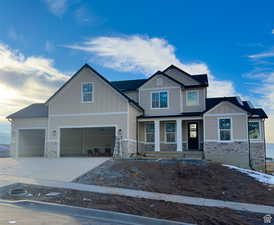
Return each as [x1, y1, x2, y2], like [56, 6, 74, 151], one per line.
[7, 64, 268, 171]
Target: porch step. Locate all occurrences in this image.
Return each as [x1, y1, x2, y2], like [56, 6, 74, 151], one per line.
[143, 151, 204, 160]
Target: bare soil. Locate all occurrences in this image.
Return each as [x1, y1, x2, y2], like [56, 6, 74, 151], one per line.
[0, 183, 267, 225]
[74, 159, 274, 206]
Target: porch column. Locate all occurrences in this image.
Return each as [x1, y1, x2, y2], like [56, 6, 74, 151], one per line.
[154, 120, 160, 152]
[176, 119, 182, 152]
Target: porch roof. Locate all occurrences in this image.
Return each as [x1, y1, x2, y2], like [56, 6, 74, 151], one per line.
[137, 112, 203, 119]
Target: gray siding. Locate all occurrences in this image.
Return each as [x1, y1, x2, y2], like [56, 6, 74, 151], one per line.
[182, 88, 206, 112]
[48, 67, 128, 115]
[124, 90, 138, 102]
[204, 102, 248, 141]
[139, 74, 182, 115]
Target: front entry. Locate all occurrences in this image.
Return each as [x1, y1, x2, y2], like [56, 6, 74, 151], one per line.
[188, 122, 199, 150]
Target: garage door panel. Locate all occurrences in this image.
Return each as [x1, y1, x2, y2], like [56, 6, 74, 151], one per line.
[19, 129, 45, 157]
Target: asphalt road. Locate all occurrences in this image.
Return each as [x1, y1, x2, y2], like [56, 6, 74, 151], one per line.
[0, 203, 125, 225]
[0, 201, 188, 225]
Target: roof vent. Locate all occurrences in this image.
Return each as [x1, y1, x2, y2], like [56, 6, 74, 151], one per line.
[247, 101, 254, 109]
[236, 96, 243, 106]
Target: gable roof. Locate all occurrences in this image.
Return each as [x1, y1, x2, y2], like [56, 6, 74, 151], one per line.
[205, 97, 268, 118]
[46, 64, 144, 112]
[163, 65, 208, 87]
[111, 79, 147, 92]
[7, 104, 48, 119]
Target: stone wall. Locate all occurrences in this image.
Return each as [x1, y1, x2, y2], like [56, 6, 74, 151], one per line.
[160, 143, 177, 152]
[250, 142, 266, 172]
[204, 141, 250, 169]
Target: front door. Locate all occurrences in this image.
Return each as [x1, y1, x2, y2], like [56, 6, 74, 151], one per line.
[188, 122, 199, 150]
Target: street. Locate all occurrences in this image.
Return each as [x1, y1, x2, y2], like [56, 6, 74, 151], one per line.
[0, 203, 125, 225]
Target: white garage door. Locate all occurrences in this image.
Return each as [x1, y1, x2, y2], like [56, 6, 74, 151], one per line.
[18, 129, 45, 157]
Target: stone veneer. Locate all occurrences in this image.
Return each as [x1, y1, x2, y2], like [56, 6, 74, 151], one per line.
[45, 141, 58, 158]
[250, 142, 266, 172]
[204, 141, 250, 169]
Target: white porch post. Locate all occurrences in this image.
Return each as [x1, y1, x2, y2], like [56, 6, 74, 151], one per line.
[154, 120, 160, 152]
[176, 119, 182, 152]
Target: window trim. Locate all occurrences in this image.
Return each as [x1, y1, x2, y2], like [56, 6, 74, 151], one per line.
[248, 120, 262, 141]
[81, 82, 94, 103]
[218, 117, 233, 142]
[145, 123, 155, 143]
[165, 122, 176, 143]
[150, 90, 169, 109]
[186, 90, 199, 106]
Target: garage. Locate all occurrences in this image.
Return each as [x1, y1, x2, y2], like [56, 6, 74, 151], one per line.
[60, 127, 116, 157]
[18, 129, 46, 157]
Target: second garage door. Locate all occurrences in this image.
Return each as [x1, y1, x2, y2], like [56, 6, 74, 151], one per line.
[60, 127, 115, 157]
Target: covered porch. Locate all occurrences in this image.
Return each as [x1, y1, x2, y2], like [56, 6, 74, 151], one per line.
[137, 116, 204, 158]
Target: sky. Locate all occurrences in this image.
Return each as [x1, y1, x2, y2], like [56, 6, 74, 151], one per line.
[0, 0, 274, 144]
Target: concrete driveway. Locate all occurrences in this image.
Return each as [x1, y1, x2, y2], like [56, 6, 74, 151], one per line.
[0, 157, 109, 181]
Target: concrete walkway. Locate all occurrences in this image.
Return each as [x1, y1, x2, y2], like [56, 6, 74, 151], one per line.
[1, 175, 274, 215]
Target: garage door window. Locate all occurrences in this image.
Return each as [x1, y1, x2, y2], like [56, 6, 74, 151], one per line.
[82, 83, 93, 103]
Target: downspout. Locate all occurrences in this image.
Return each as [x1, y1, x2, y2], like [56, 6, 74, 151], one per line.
[136, 117, 139, 155]
[263, 119, 267, 172]
[248, 116, 255, 170]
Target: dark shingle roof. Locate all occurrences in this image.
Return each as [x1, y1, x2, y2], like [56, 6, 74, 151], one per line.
[111, 79, 147, 92]
[192, 74, 208, 86]
[205, 97, 268, 118]
[7, 104, 48, 119]
[162, 65, 208, 87]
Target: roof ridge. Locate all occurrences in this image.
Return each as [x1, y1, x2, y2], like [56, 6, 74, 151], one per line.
[111, 78, 147, 82]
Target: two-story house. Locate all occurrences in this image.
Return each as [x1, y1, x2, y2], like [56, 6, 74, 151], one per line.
[7, 64, 268, 171]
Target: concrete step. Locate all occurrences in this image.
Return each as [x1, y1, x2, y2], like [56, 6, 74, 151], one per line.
[144, 151, 204, 160]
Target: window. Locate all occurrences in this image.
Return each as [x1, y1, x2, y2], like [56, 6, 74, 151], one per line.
[82, 83, 93, 103]
[248, 121, 261, 139]
[165, 122, 176, 143]
[186, 90, 199, 106]
[145, 123, 154, 143]
[151, 91, 168, 108]
[219, 118, 231, 141]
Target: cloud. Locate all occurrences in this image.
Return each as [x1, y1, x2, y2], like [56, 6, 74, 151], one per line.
[249, 50, 274, 59]
[66, 35, 239, 98]
[0, 43, 67, 134]
[272, 29, 274, 34]
[43, 0, 68, 16]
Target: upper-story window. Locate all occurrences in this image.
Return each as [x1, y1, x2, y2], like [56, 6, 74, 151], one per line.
[151, 91, 168, 109]
[248, 121, 261, 140]
[186, 90, 199, 106]
[82, 82, 93, 103]
[218, 118, 232, 141]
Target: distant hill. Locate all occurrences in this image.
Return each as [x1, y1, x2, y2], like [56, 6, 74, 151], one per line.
[0, 144, 10, 157]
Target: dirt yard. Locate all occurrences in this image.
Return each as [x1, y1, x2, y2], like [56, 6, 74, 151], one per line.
[0, 183, 266, 225]
[74, 159, 274, 206]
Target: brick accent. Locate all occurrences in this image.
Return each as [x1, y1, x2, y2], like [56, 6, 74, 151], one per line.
[250, 142, 266, 172]
[204, 141, 250, 169]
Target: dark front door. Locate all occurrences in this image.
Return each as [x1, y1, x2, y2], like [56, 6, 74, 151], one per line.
[188, 122, 199, 150]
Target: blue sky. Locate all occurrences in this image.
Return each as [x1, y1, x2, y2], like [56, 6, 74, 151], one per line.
[0, 0, 274, 144]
